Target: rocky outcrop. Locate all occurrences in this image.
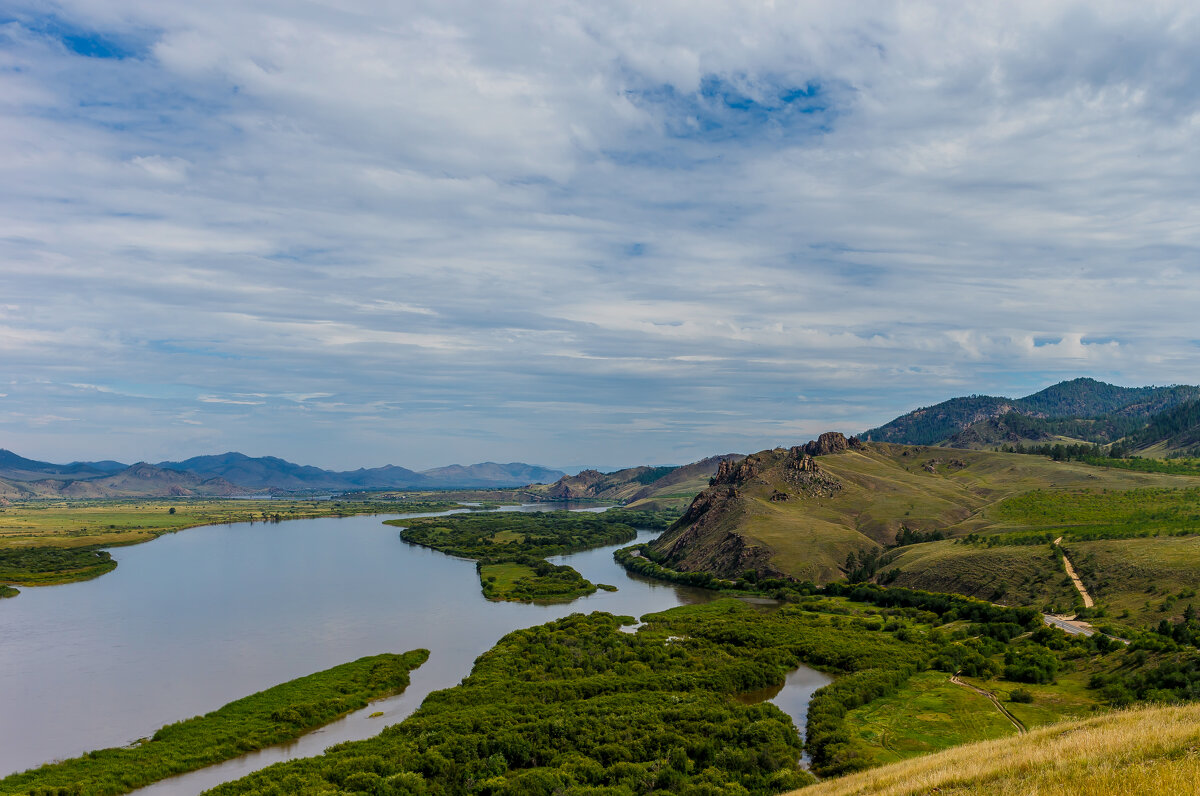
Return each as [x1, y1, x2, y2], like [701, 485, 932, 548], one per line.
[544, 469, 606, 499]
[802, 432, 865, 456]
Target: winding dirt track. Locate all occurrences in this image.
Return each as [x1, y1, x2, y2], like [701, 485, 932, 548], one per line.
[950, 674, 1027, 735]
[1053, 537, 1094, 608]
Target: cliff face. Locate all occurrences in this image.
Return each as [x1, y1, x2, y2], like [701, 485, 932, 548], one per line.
[649, 435, 860, 581]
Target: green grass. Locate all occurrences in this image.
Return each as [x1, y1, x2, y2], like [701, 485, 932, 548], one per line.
[0, 650, 429, 796]
[841, 672, 1018, 767]
[885, 541, 1077, 611]
[479, 560, 599, 602]
[0, 584, 17, 598]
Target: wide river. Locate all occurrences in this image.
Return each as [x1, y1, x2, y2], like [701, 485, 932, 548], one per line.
[0, 505, 830, 793]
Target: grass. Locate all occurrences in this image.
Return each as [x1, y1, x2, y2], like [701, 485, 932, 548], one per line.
[885, 541, 1076, 610]
[659, 444, 1200, 585]
[0, 649, 429, 796]
[0, 498, 456, 588]
[791, 702, 1200, 796]
[0, 584, 17, 598]
[1065, 536, 1200, 625]
[840, 672, 1018, 767]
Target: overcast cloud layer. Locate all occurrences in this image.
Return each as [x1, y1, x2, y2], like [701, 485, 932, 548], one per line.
[2, 1, 1199, 469]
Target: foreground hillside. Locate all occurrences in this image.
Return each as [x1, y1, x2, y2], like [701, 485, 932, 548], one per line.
[650, 436, 1200, 624]
[793, 702, 1200, 796]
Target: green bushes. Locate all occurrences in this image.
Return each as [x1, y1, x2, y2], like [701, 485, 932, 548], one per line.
[209, 608, 818, 796]
[392, 511, 645, 602]
[0, 650, 429, 795]
[0, 546, 116, 585]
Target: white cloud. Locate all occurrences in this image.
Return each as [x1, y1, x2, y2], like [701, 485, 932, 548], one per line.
[1, 1, 1199, 467]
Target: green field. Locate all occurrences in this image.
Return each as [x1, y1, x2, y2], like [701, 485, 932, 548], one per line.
[0, 650, 428, 796]
[841, 672, 1018, 766]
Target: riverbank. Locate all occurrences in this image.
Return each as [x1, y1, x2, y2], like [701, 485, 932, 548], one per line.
[0, 497, 463, 589]
[0, 650, 428, 795]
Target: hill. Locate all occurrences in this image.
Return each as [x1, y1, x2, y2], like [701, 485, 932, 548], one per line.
[863, 378, 1200, 446]
[528, 454, 743, 510]
[792, 702, 1200, 796]
[648, 434, 1200, 624]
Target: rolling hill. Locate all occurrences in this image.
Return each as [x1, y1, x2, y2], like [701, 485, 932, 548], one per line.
[0, 463, 248, 499]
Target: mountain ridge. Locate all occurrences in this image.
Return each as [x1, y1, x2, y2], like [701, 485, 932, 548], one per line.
[863, 378, 1200, 447]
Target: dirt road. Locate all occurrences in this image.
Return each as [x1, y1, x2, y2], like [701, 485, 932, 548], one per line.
[1054, 537, 1094, 608]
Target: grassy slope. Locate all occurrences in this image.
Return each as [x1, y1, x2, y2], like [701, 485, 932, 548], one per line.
[706, 444, 1198, 584]
[793, 702, 1200, 796]
[0, 650, 429, 796]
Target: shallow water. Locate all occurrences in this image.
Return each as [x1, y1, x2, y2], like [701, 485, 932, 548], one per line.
[0, 506, 827, 793]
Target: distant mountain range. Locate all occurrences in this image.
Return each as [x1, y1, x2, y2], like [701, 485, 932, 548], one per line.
[0, 450, 567, 499]
[862, 377, 1200, 452]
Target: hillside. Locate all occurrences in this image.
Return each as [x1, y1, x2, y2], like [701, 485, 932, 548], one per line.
[792, 702, 1200, 796]
[649, 435, 1200, 622]
[528, 454, 743, 510]
[863, 378, 1200, 446]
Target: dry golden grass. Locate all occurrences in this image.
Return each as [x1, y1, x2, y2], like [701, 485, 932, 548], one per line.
[793, 702, 1200, 796]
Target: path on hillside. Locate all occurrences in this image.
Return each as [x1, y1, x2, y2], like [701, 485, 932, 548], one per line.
[1053, 537, 1095, 608]
[950, 674, 1026, 735]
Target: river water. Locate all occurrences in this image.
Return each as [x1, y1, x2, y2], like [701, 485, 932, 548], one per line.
[0, 506, 828, 793]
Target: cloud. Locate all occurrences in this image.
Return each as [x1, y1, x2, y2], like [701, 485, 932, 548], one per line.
[1, 1, 1199, 467]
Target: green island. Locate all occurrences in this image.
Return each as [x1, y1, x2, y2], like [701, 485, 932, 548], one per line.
[0, 497, 461, 590]
[389, 509, 674, 602]
[0, 584, 17, 598]
[0, 649, 428, 796]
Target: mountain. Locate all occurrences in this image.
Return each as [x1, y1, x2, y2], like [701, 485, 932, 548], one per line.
[0, 448, 565, 497]
[527, 454, 743, 510]
[157, 452, 564, 491]
[0, 449, 128, 482]
[0, 463, 248, 499]
[863, 378, 1200, 446]
[419, 462, 565, 488]
[157, 452, 386, 491]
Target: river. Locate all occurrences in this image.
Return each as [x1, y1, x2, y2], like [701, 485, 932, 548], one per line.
[0, 505, 830, 793]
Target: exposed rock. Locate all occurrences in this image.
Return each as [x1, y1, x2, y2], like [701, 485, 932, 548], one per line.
[802, 432, 864, 456]
[769, 490, 789, 502]
[782, 446, 843, 497]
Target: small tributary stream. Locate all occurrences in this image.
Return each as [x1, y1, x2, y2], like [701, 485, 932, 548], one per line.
[0, 505, 828, 793]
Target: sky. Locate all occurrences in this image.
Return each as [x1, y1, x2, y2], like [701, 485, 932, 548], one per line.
[2, 1, 1200, 471]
